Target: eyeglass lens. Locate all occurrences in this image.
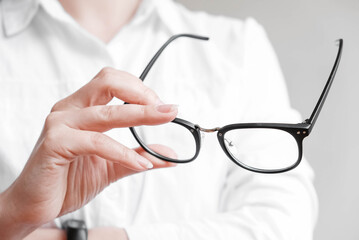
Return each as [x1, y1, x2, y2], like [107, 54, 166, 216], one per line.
[133, 123, 197, 161]
[223, 128, 299, 171]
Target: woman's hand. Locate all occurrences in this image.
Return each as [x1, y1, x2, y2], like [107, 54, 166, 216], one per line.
[0, 67, 177, 239]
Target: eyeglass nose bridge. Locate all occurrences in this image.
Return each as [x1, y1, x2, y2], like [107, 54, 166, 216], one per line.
[195, 125, 221, 133]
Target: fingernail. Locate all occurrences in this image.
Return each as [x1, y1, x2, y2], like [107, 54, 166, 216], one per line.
[137, 156, 153, 169]
[156, 104, 178, 113]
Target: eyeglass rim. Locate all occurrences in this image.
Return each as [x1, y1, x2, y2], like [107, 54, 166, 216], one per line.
[129, 118, 202, 163]
[217, 122, 309, 173]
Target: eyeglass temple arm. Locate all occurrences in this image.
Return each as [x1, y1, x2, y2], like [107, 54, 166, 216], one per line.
[305, 39, 343, 133]
[139, 34, 209, 81]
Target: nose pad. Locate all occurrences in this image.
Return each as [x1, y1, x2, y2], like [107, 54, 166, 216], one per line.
[224, 137, 238, 156]
[224, 137, 233, 147]
[201, 132, 205, 140]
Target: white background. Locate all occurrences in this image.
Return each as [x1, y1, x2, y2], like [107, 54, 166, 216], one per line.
[177, 0, 359, 239]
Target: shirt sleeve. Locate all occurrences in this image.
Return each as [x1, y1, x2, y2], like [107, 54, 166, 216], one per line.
[126, 18, 318, 240]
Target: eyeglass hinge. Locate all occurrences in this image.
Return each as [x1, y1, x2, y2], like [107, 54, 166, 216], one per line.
[302, 119, 311, 124]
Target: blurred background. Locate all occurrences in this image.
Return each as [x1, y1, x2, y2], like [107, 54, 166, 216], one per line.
[176, 0, 359, 239]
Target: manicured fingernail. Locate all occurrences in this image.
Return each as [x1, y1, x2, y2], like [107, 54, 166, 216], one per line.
[137, 156, 153, 169]
[156, 104, 178, 113]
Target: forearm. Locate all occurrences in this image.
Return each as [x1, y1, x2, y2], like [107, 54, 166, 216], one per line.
[23, 228, 66, 240]
[0, 189, 38, 240]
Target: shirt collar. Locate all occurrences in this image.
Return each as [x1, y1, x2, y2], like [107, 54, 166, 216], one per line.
[1, 0, 40, 37]
[153, 0, 189, 34]
[1, 0, 186, 38]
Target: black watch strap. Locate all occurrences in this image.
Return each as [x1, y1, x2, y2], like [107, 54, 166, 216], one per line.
[62, 219, 88, 240]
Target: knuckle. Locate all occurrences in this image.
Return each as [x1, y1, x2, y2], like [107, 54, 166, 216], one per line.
[90, 132, 107, 148]
[51, 101, 62, 112]
[140, 105, 149, 119]
[44, 112, 61, 129]
[132, 105, 148, 123]
[97, 68, 126, 96]
[126, 105, 146, 125]
[42, 127, 74, 159]
[99, 67, 116, 78]
[42, 113, 68, 152]
[97, 106, 116, 123]
[116, 71, 137, 88]
[43, 128, 62, 148]
[120, 147, 134, 162]
[96, 67, 116, 87]
[118, 70, 135, 80]
[140, 86, 158, 104]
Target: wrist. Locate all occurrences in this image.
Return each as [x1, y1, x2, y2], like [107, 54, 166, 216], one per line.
[0, 188, 38, 240]
[23, 228, 66, 240]
[88, 227, 129, 240]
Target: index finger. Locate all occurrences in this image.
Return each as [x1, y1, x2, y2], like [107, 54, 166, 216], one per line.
[52, 67, 162, 112]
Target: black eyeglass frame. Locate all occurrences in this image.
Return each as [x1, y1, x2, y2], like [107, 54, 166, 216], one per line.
[129, 34, 343, 174]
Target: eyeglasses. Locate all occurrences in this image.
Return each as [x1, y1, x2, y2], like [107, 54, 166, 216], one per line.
[128, 34, 343, 173]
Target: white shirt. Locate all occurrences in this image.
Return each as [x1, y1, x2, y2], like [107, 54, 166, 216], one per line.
[0, 0, 318, 239]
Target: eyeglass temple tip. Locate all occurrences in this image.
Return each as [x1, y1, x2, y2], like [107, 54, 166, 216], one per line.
[335, 38, 343, 46]
[173, 34, 209, 41]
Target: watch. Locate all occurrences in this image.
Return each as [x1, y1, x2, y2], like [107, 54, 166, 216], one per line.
[62, 219, 88, 240]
